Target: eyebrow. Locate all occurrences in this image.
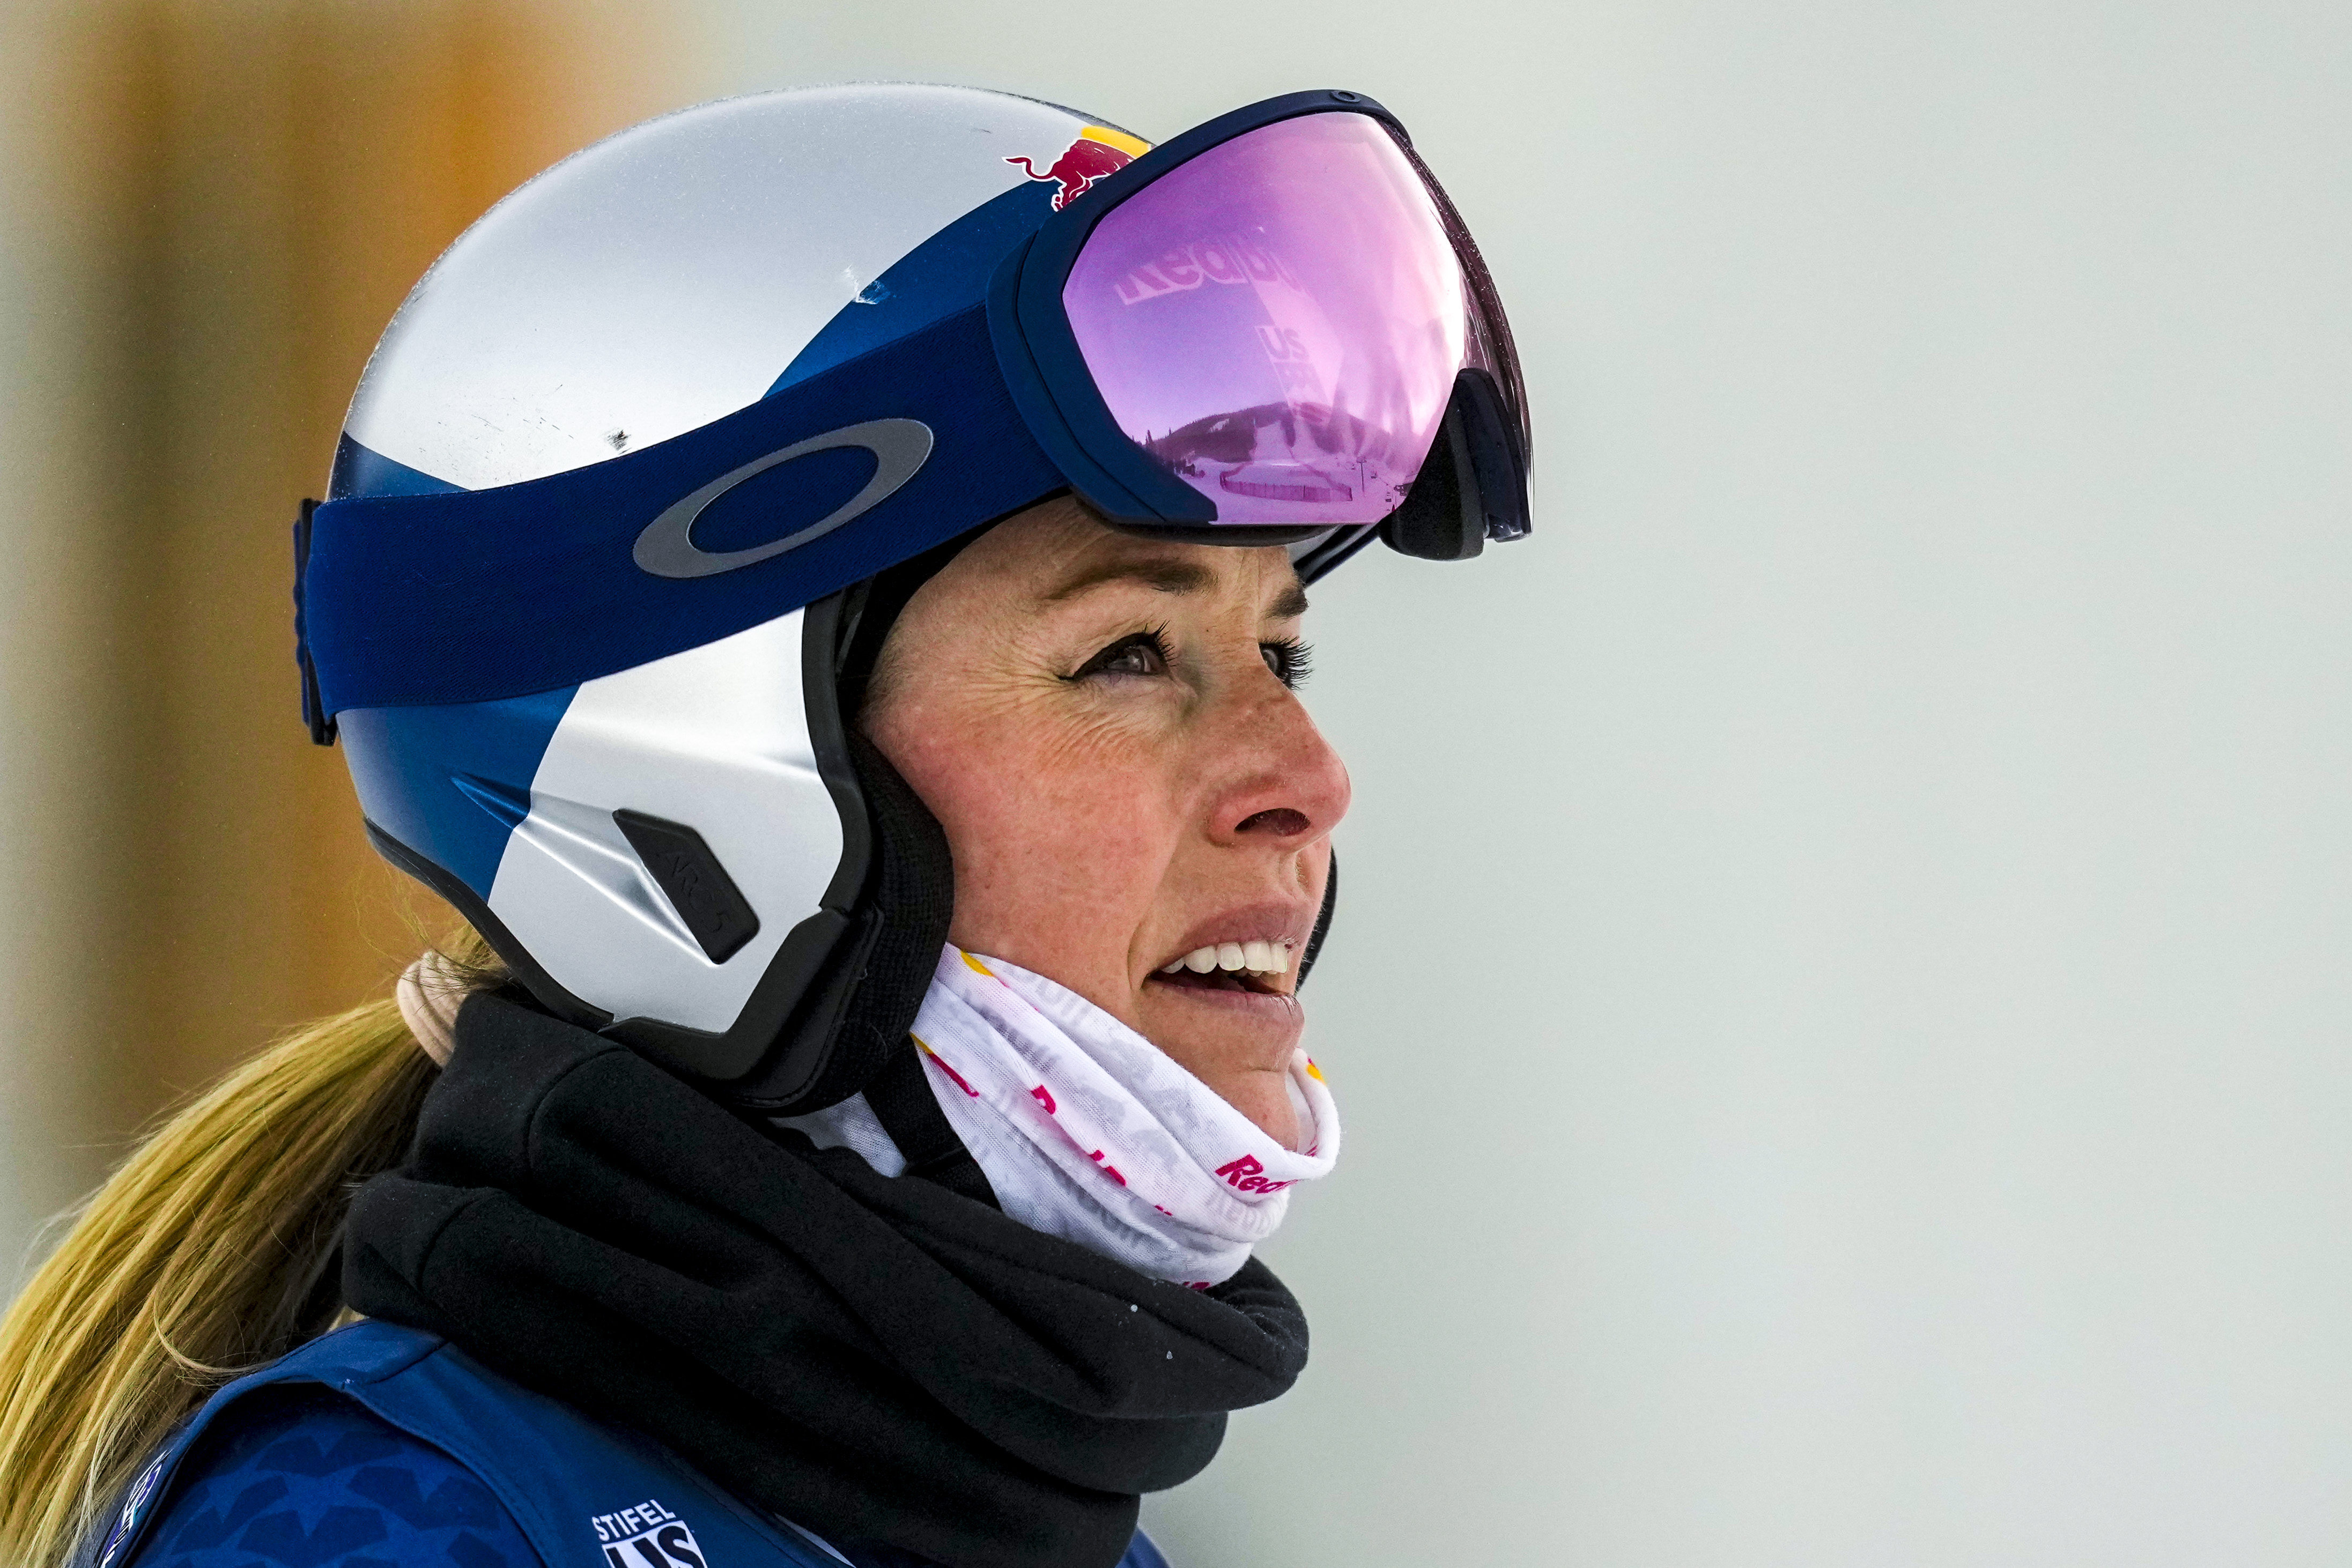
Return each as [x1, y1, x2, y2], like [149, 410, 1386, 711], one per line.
[1041, 558, 1310, 619]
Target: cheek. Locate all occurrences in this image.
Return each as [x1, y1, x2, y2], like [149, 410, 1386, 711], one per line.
[875, 702, 1185, 972]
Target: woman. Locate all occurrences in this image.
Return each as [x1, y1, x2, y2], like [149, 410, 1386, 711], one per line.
[0, 83, 1529, 1568]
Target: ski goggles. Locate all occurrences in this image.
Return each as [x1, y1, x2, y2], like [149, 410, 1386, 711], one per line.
[298, 90, 1533, 725]
[994, 89, 1533, 565]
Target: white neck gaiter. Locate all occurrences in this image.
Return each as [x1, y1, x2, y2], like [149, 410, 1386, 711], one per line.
[781, 945, 1340, 1287]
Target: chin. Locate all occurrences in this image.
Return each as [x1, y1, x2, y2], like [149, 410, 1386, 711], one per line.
[1135, 974, 1306, 1122]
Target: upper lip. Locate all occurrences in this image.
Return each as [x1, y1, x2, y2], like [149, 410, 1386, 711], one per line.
[1152, 900, 1318, 975]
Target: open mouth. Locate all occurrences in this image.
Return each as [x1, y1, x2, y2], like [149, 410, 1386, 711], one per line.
[1148, 940, 1293, 997]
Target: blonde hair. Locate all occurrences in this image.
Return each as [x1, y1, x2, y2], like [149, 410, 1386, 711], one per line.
[0, 933, 501, 1567]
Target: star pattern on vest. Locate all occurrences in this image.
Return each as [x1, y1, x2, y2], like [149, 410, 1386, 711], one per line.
[127, 1387, 542, 1568]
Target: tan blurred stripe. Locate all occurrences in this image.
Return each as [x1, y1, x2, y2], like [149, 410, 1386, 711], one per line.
[38, 0, 671, 1138]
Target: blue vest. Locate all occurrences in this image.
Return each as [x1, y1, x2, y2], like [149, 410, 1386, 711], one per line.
[88, 1321, 1169, 1568]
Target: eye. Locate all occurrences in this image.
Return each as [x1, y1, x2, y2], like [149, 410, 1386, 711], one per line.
[1070, 630, 1172, 682]
[1261, 638, 1314, 689]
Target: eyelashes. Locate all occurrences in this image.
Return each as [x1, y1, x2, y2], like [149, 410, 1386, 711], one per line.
[1066, 628, 1314, 690]
[1261, 637, 1314, 689]
[1068, 630, 1172, 682]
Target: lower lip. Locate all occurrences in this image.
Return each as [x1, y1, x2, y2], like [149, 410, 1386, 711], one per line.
[1142, 974, 1304, 1032]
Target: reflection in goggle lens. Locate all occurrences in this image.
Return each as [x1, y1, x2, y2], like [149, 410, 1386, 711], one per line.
[1064, 114, 1485, 526]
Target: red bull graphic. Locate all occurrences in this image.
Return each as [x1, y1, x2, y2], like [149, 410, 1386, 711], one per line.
[1214, 1153, 1296, 1195]
[1007, 124, 1151, 211]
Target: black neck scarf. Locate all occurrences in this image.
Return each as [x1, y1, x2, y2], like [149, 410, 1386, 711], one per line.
[343, 993, 1309, 1568]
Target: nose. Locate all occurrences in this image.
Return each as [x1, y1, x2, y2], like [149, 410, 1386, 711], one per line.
[1204, 679, 1352, 851]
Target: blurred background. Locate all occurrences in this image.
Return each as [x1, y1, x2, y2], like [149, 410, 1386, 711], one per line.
[5, 1, 2349, 1563]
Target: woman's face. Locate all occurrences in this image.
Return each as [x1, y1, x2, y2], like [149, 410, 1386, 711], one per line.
[863, 497, 1350, 1150]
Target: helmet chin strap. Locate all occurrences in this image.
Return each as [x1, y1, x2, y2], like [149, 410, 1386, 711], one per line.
[859, 1032, 1002, 1207]
[1299, 850, 1338, 984]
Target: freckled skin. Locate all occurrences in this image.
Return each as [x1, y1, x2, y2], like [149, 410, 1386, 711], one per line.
[862, 497, 1351, 1149]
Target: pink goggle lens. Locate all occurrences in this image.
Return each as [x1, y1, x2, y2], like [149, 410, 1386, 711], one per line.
[1062, 114, 1471, 526]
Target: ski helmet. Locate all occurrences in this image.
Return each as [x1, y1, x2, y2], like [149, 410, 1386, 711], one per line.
[297, 83, 1530, 1115]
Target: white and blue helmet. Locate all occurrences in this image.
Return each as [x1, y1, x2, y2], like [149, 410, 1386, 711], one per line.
[301, 84, 1530, 1112]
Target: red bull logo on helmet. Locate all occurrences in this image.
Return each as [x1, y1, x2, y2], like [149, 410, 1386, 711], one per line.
[1007, 124, 1151, 211]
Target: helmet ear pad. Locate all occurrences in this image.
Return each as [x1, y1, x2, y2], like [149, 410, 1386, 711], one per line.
[696, 534, 981, 1114]
[721, 729, 957, 1113]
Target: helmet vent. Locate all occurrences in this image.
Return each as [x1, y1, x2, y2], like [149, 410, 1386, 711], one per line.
[613, 810, 763, 965]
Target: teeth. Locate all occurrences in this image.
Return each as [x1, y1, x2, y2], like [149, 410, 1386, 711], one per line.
[1163, 941, 1295, 979]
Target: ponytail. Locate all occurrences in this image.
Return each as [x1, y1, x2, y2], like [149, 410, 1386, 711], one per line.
[0, 935, 498, 1567]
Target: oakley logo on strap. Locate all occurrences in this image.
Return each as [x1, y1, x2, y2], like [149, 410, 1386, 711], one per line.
[633, 418, 934, 580]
